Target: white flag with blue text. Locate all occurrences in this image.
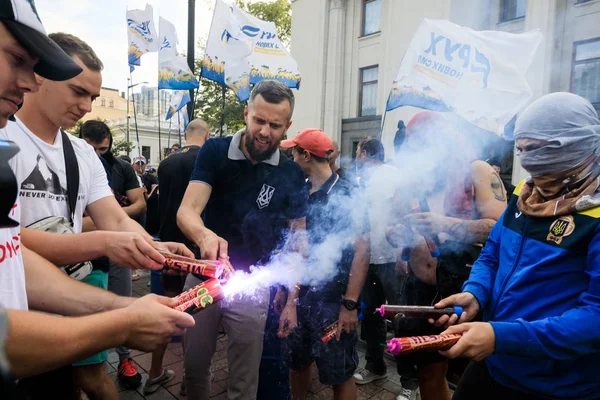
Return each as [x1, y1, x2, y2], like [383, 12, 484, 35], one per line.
[201, 0, 301, 102]
[231, 6, 301, 89]
[386, 19, 542, 138]
[127, 4, 159, 72]
[158, 17, 199, 90]
[201, 0, 253, 101]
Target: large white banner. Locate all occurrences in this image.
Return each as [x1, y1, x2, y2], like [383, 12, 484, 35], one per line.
[158, 17, 199, 90]
[386, 19, 542, 138]
[127, 4, 159, 72]
[201, 0, 300, 102]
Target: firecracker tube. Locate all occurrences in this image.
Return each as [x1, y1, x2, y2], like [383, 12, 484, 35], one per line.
[402, 199, 441, 260]
[321, 321, 339, 344]
[161, 251, 225, 280]
[320, 304, 366, 344]
[376, 305, 463, 319]
[387, 334, 461, 355]
[174, 278, 224, 314]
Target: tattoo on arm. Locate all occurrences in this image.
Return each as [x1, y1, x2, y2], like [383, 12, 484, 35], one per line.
[448, 219, 496, 244]
[490, 172, 507, 202]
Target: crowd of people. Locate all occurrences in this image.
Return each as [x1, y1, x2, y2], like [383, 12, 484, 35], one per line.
[1, 1, 600, 400]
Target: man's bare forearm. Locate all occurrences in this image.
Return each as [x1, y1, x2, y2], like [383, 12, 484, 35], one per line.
[177, 205, 209, 245]
[6, 308, 130, 378]
[21, 228, 107, 266]
[446, 218, 496, 245]
[114, 215, 154, 241]
[23, 246, 133, 316]
[122, 201, 146, 219]
[344, 236, 370, 301]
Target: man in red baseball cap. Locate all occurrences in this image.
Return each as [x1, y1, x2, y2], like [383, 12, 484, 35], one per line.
[280, 128, 335, 159]
[281, 128, 370, 399]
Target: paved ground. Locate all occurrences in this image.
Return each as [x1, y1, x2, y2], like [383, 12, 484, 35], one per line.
[108, 270, 405, 399]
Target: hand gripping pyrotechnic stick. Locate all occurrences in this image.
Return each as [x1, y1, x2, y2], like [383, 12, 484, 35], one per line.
[402, 198, 441, 261]
[321, 302, 365, 344]
[376, 305, 463, 319]
[387, 334, 461, 355]
[160, 251, 226, 280]
[173, 278, 224, 314]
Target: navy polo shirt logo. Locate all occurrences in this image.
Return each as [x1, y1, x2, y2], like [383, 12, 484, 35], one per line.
[257, 184, 275, 209]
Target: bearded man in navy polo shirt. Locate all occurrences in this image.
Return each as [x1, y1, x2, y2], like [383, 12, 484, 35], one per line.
[177, 80, 308, 400]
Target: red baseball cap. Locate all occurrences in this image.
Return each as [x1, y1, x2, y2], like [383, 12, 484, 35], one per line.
[281, 128, 333, 158]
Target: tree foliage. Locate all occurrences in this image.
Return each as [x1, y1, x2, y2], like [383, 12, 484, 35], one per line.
[66, 118, 134, 155]
[194, 0, 292, 136]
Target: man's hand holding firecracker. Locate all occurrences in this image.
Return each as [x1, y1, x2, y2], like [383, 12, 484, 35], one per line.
[103, 231, 169, 270]
[122, 294, 195, 351]
[277, 301, 297, 338]
[196, 227, 229, 261]
[429, 292, 480, 328]
[404, 212, 454, 238]
[336, 307, 359, 341]
[155, 242, 194, 259]
[154, 242, 194, 277]
[385, 223, 416, 249]
[438, 322, 495, 361]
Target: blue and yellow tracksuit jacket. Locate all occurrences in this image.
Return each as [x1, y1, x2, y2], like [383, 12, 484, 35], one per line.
[463, 181, 600, 399]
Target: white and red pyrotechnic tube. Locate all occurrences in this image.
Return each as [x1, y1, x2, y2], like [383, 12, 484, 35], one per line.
[173, 278, 225, 314]
[387, 334, 461, 355]
[160, 251, 234, 283]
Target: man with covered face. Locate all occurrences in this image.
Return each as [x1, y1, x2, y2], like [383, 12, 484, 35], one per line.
[435, 92, 600, 399]
[177, 80, 308, 400]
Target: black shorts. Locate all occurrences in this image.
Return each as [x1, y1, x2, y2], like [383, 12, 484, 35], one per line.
[283, 290, 358, 386]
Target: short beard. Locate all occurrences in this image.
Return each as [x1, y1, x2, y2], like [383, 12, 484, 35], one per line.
[245, 134, 280, 163]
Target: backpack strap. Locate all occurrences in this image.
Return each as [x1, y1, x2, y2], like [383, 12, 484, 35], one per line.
[61, 130, 79, 224]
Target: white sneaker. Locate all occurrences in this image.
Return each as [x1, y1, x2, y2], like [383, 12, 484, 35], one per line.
[397, 385, 421, 400]
[353, 368, 387, 385]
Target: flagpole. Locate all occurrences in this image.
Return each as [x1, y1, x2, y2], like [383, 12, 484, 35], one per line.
[167, 118, 172, 150]
[158, 89, 162, 161]
[177, 111, 182, 146]
[219, 86, 226, 137]
[130, 72, 142, 159]
[186, 0, 195, 121]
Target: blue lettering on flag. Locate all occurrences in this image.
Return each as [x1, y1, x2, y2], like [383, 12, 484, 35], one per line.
[241, 25, 260, 37]
[423, 32, 490, 88]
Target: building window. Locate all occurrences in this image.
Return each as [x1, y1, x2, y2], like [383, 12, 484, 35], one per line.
[359, 65, 378, 117]
[100, 98, 105, 106]
[572, 38, 600, 110]
[142, 146, 151, 164]
[109, 99, 114, 108]
[362, 0, 381, 36]
[500, 0, 526, 22]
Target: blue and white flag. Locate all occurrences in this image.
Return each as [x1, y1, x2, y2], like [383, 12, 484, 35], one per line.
[201, 0, 301, 102]
[177, 109, 189, 132]
[386, 19, 542, 138]
[126, 4, 159, 72]
[201, 0, 252, 101]
[158, 17, 199, 90]
[166, 90, 191, 121]
[232, 6, 301, 89]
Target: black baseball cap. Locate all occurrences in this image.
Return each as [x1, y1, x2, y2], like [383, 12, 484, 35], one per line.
[0, 0, 82, 81]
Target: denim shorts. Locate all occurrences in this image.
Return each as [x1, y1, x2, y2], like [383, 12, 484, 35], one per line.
[283, 290, 358, 386]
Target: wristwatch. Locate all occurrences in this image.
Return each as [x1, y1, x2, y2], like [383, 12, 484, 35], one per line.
[341, 299, 359, 311]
